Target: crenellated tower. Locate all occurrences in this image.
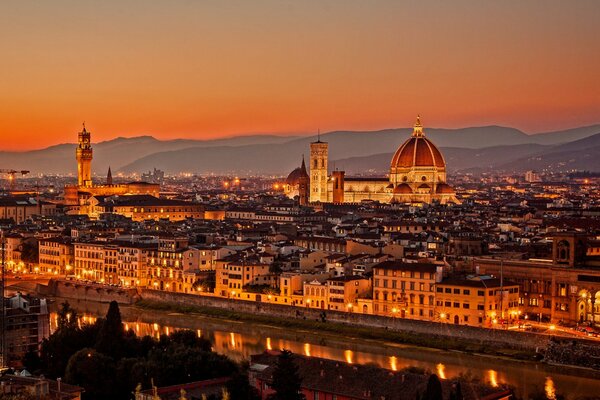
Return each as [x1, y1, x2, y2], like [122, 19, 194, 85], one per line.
[76, 123, 93, 187]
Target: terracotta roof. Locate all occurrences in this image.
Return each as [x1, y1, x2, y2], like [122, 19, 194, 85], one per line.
[393, 183, 413, 194]
[390, 136, 446, 169]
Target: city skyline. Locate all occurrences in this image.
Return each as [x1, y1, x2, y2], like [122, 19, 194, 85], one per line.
[1, 1, 599, 150]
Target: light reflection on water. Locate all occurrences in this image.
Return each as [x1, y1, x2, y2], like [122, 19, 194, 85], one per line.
[49, 312, 598, 399]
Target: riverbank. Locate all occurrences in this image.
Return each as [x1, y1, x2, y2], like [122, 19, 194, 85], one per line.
[135, 298, 537, 361]
[48, 296, 600, 399]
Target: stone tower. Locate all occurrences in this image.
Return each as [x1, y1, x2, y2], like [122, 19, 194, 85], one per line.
[310, 135, 328, 203]
[76, 123, 93, 187]
[107, 166, 113, 185]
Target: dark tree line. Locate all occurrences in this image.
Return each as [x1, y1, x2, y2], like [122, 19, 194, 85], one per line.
[24, 301, 258, 400]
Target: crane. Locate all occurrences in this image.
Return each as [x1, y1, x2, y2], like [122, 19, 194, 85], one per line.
[0, 169, 30, 192]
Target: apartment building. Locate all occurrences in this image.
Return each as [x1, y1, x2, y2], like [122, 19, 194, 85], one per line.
[372, 261, 443, 320]
[435, 277, 520, 327]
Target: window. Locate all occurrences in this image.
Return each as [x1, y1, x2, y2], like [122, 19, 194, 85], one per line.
[445, 288, 451, 294]
[543, 300, 551, 309]
[529, 298, 539, 307]
[436, 287, 443, 293]
[453, 289, 460, 294]
[463, 303, 470, 309]
[463, 290, 470, 295]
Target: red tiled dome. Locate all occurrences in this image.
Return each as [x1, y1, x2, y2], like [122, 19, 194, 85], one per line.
[286, 157, 309, 185]
[390, 137, 445, 169]
[393, 183, 413, 194]
[390, 116, 445, 170]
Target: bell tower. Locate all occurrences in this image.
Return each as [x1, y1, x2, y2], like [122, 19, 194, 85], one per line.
[76, 123, 93, 187]
[310, 132, 328, 203]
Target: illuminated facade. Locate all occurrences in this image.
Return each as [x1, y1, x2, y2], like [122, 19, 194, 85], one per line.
[283, 156, 309, 206]
[305, 117, 458, 204]
[64, 124, 160, 212]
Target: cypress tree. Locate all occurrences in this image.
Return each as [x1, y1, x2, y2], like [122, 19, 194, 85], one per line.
[268, 350, 305, 400]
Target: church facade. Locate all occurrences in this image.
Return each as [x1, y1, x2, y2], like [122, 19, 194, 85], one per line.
[285, 117, 458, 205]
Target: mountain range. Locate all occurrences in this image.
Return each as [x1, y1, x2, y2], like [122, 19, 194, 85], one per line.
[2, 124, 599, 176]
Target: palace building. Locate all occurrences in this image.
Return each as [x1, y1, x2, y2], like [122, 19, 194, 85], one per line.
[285, 117, 458, 205]
[64, 124, 160, 211]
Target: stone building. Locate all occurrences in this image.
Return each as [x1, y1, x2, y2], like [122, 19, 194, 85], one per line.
[285, 117, 459, 205]
[476, 233, 600, 325]
[63, 124, 160, 212]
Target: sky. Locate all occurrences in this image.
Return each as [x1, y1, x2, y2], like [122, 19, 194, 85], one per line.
[1, 0, 599, 150]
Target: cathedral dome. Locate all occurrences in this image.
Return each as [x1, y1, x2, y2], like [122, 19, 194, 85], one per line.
[393, 183, 413, 194]
[286, 157, 309, 185]
[390, 117, 445, 170]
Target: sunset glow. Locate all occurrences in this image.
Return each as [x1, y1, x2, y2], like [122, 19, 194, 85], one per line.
[1, 1, 599, 150]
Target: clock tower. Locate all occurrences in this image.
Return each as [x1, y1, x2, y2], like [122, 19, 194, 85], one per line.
[76, 123, 93, 187]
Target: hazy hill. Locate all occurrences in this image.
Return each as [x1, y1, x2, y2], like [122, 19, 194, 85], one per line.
[0, 134, 298, 175]
[331, 143, 551, 174]
[527, 124, 600, 145]
[497, 132, 600, 171]
[1, 124, 599, 175]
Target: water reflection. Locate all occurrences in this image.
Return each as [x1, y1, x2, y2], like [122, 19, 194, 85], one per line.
[390, 356, 397, 372]
[437, 363, 446, 380]
[545, 377, 556, 400]
[488, 370, 498, 387]
[344, 349, 353, 364]
[49, 312, 599, 400]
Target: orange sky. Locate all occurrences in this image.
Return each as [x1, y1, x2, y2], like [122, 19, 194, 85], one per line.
[1, 1, 599, 150]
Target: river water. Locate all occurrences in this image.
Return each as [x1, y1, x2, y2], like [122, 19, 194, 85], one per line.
[49, 300, 600, 400]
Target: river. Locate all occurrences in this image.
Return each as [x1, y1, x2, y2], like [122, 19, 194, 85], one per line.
[49, 299, 600, 400]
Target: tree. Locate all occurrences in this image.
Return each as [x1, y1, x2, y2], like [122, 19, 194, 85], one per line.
[422, 374, 443, 400]
[449, 381, 463, 400]
[226, 364, 260, 400]
[65, 348, 117, 400]
[95, 301, 125, 359]
[267, 350, 305, 400]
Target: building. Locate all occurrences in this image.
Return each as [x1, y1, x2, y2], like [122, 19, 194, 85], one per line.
[283, 156, 310, 206]
[309, 137, 329, 203]
[372, 261, 443, 320]
[0, 197, 58, 223]
[326, 275, 371, 312]
[5, 294, 50, 367]
[215, 256, 274, 298]
[435, 276, 520, 327]
[38, 237, 74, 276]
[64, 124, 160, 210]
[73, 242, 105, 281]
[148, 237, 196, 293]
[476, 233, 600, 325]
[117, 241, 156, 287]
[93, 194, 204, 221]
[301, 117, 458, 205]
[0, 375, 83, 400]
